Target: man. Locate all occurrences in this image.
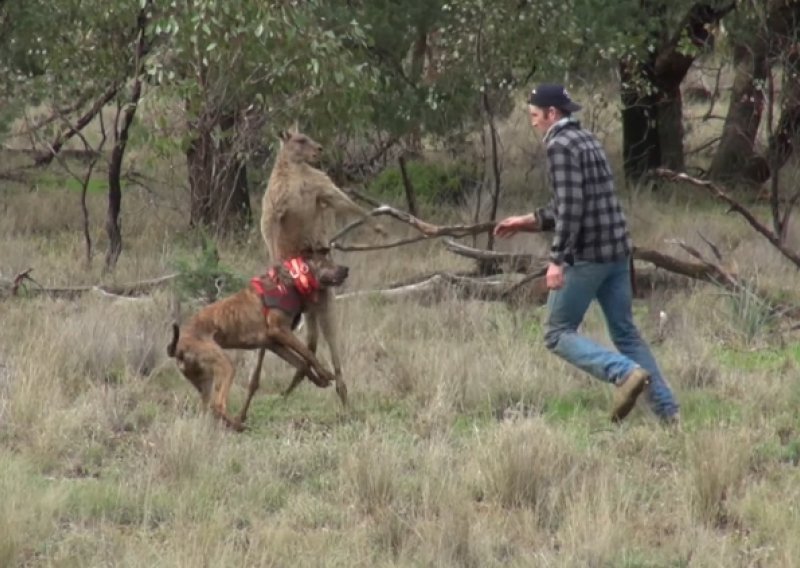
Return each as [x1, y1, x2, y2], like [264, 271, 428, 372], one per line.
[494, 83, 679, 424]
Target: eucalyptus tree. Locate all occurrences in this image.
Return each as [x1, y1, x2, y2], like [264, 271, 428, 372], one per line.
[0, 0, 155, 271]
[572, 0, 734, 182]
[148, 0, 376, 233]
[708, 0, 800, 186]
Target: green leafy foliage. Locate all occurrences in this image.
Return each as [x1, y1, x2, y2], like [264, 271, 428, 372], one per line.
[367, 159, 476, 206]
[148, 0, 377, 144]
[172, 235, 245, 304]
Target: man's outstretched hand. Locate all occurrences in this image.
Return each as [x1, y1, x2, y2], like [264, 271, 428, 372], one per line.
[493, 213, 539, 239]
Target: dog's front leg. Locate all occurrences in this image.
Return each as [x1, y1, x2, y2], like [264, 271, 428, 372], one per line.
[269, 343, 330, 390]
[267, 328, 336, 389]
[238, 348, 267, 425]
[209, 351, 245, 432]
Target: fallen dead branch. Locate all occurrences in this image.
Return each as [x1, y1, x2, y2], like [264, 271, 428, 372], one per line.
[334, 265, 690, 306]
[653, 168, 800, 269]
[444, 238, 542, 274]
[336, 272, 533, 303]
[331, 193, 766, 305]
[1, 270, 178, 300]
[632, 246, 736, 287]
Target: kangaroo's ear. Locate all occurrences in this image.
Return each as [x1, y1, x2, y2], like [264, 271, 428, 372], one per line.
[292, 119, 300, 134]
[279, 130, 291, 142]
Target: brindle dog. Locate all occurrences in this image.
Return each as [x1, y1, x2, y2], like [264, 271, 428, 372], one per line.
[167, 256, 349, 431]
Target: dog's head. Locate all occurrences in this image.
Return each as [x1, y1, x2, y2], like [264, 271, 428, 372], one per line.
[310, 259, 349, 289]
[302, 247, 349, 288]
[270, 255, 349, 295]
[278, 129, 323, 165]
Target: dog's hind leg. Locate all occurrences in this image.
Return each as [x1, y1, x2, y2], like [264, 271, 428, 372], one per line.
[238, 348, 266, 425]
[284, 310, 319, 399]
[318, 292, 347, 407]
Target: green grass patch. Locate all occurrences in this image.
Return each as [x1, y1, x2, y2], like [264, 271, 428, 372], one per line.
[242, 389, 412, 434]
[34, 171, 111, 194]
[715, 343, 800, 372]
[754, 438, 800, 467]
[543, 388, 608, 422]
[680, 391, 741, 426]
[452, 411, 494, 437]
[63, 480, 171, 528]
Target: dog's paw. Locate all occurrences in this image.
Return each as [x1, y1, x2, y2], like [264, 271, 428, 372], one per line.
[229, 419, 247, 433]
[312, 376, 333, 389]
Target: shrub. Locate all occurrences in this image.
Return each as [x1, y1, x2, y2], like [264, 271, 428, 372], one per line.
[367, 159, 476, 206]
[172, 235, 245, 304]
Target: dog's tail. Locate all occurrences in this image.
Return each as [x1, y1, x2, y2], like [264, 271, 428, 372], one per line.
[166, 323, 180, 358]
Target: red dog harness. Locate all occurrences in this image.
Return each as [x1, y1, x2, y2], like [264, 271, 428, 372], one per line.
[250, 257, 320, 320]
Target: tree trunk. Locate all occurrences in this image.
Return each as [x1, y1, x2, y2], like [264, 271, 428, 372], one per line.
[708, 42, 770, 185]
[769, 51, 800, 171]
[620, 67, 661, 181]
[105, 91, 141, 273]
[620, 1, 733, 183]
[656, 87, 685, 171]
[186, 111, 252, 234]
[104, 3, 150, 273]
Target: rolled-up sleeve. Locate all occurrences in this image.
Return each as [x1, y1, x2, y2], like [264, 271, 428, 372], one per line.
[535, 196, 556, 231]
[546, 142, 583, 265]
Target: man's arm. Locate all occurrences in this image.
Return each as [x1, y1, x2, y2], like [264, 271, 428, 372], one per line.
[493, 212, 540, 238]
[546, 142, 584, 265]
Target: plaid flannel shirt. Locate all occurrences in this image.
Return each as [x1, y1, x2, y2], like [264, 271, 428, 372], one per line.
[535, 118, 632, 265]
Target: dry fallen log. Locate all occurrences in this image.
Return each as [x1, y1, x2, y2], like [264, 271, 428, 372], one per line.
[336, 272, 539, 304]
[1, 270, 178, 300]
[335, 265, 689, 307]
[445, 238, 740, 287]
[444, 238, 543, 274]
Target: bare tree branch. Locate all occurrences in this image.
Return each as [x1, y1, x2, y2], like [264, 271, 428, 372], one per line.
[33, 82, 120, 167]
[653, 168, 800, 269]
[664, 238, 739, 288]
[443, 238, 540, 273]
[329, 198, 495, 250]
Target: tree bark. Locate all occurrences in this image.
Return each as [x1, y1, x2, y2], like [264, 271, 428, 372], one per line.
[104, 3, 150, 273]
[769, 51, 800, 171]
[656, 87, 685, 171]
[397, 155, 419, 216]
[708, 41, 770, 185]
[620, 66, 661, 181]
[186, 110, 252, 234]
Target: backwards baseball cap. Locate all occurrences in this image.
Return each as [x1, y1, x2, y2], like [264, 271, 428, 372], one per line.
[528, 83, 582, 113]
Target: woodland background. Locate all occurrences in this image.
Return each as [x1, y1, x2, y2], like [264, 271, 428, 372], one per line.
[1, 1, 800, 566]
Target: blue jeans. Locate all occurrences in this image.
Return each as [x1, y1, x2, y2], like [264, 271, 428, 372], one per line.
[544, 256, 679, 419]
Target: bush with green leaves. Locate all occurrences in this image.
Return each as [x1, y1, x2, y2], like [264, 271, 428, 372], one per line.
[172, 236, 245, 304]
[367, 160, 477, 207]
